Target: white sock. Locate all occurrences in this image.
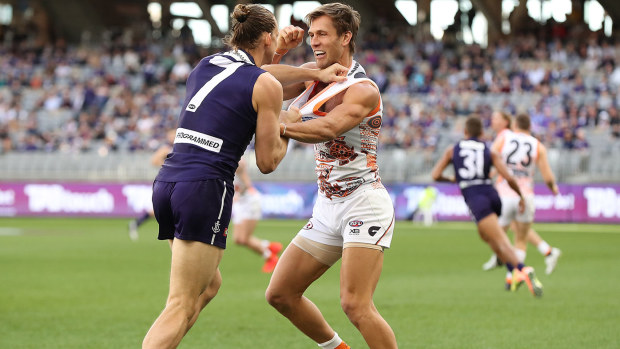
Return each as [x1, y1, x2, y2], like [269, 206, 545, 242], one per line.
[261, 240, 271, 259]
[515, 249, 526, 263]
[537, 241, 551, 256]
[318, 332, 343, 349]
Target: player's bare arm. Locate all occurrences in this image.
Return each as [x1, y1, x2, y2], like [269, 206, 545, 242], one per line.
[492, 150, 525, 212]
[282, 82, 379, 143]
[431, 146, 456, 182]
[150, 145, 171, 167]
[536, 143, 560, 195]
[235, 158, 253, 189]
[262, 62, 347, 98]
[253, 73, 299, 173]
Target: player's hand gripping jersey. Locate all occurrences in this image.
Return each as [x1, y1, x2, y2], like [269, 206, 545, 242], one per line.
[495, 130, 540, 197]
[288, 61, 383, 200]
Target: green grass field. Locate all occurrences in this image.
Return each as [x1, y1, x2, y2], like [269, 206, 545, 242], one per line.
[1, 218, 619, 348]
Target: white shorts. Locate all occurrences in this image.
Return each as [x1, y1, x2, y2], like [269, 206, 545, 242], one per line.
[498, 195, 535, 227]
[298, 187, 395, 249]
[232, 191, 262, 224]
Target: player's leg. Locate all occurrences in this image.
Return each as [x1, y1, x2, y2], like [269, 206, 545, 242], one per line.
[188, 269, 222, 328]
[142, 240, 223, 348]
[482, 196, 515, 270]
[233, 218, 264, 254]
[477, 214, 521, 267]
[128, 209, 154, 241]
[163, 239, 223, 329]
[265, 240, 337, 343]
[526, 227, 562, 274]
[340, 246, 397, 348]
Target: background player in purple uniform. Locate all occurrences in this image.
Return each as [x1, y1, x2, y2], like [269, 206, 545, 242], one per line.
[142, 4, 347, 348]
[431, 115, 543, 296]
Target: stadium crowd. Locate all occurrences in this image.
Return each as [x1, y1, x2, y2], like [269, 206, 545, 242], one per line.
[0, 21, 619, 155]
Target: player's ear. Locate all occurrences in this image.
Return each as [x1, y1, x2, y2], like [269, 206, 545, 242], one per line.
[341, 31, 352, 48]
[264, 31, 272, 47]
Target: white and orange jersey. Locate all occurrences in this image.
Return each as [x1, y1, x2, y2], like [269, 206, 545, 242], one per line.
[288, 61, 383, 200]
[495, 130, 540, 197]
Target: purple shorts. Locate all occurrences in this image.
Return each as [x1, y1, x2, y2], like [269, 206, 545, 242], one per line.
[461, 185, 502, 222]
[152, 179, 233, 249]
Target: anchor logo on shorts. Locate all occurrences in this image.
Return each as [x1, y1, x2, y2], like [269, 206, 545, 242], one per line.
[212, 221, 220, 234]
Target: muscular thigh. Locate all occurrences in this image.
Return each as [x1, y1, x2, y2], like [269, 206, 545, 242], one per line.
[268, 243, 331, 296]
[169, 239, 224, 299]
[340, 247, 384, 299]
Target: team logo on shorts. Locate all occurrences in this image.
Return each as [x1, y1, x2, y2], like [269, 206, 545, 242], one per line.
[348, 220, 364, 227]
[303, 221, 313, 230]
[368, 226, 381, 236]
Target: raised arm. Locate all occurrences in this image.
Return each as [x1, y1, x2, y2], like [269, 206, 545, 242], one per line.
[252, 73, 299, 174]
[281, 82, 379, 143]
[536, 143, 560, 195]
[262, 62, 347, 100]
[431, 146, 455, 182]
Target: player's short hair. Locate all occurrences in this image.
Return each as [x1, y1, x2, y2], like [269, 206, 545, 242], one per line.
[224, 4, 276, 50]
[465, 115, 483, 138]
[499, 111, 512, 129]
[515, 113, 531, 131]
[305, 2, 361, 54]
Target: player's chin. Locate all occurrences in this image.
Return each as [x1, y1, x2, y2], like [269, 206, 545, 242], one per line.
[314, 58, 329, 69]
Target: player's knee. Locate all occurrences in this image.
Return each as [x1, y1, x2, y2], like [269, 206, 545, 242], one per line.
[265, 285, 291, 312]
[233, 234, 248, 246]
[166, 296, 198, 322]
[340, 295, 371, 326]
[199, 274, 222, 308]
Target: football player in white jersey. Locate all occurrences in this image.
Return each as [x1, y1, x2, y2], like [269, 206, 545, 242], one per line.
[493, 113, 561, 282]
[482, 112, 562, 275]
[264, 3, 396, 349]
[232, 156, 282, 273]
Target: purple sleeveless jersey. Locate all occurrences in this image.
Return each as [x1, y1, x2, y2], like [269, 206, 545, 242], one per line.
[156, 49, 266, 183]
[452, 138, 502, 222]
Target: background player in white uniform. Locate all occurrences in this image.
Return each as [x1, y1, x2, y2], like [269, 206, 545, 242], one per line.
[493, 113, 561, 278]
[264, 4, 396, 349]
[232, 156, 282, 272]
[128, 128, 175, 241]
[483, 112, 562, 274]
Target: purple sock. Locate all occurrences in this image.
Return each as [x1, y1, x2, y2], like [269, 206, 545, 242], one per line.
[505, 263, 514, 272]
[517, 263, 525, 271]
[136, 212, 151, 227]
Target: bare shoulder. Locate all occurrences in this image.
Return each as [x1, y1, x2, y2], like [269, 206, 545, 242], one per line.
[344, 81, 380, 108]
[253, 72, 283, 103]
[256, 72, 282, 91]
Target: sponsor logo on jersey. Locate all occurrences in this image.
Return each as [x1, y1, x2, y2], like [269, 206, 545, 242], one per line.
[348, 220, 364, 227]
[368, 226, 381, 236]
[349, 228, 360, 235]
[174, 127, 223, 153]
